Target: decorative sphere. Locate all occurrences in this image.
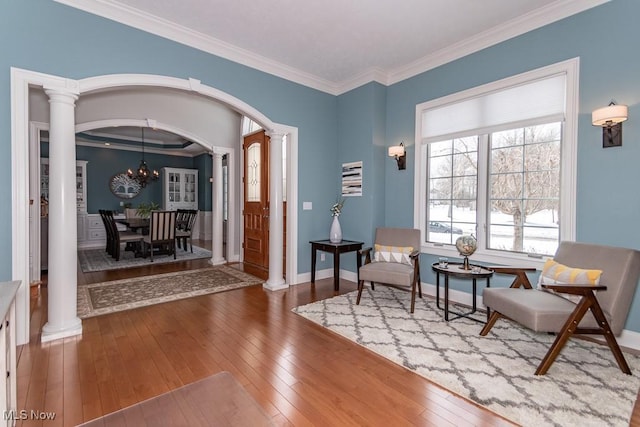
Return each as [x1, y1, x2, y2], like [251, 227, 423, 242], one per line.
[455, 235, 477, 257]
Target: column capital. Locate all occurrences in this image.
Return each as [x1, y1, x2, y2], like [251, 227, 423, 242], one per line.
[265, 130, 285, 140]
[44, 88, 78, 106]
[43, 78, 80, 96]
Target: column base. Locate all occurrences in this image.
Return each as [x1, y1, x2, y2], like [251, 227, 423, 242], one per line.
[208, 257, 226, 266]
[41, 318, 82, 343]
[263, 279, 288, 291]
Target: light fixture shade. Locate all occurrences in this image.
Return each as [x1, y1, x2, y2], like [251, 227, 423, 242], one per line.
[592, 104, 628, 126]
[388, 145, 405, 157]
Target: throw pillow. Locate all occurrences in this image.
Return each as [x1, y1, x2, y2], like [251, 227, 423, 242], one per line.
[537, 259, 602, 304]
[374, 244, 414, 265]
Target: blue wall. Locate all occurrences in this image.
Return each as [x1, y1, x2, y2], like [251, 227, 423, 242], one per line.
[80, 146, 195, 213]
[1, 0, 338, 277]
[5, 1, 640, 331]
[42, 143, 201, 213]
[382, 0, 640, 330]
[334, 82, 388, 269]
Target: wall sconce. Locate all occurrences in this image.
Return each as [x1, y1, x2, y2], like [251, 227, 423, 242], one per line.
[388, 142, 406, 170]
[592, 102, 628, 148]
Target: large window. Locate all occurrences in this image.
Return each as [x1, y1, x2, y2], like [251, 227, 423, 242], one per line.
[415, 59, 578, 265]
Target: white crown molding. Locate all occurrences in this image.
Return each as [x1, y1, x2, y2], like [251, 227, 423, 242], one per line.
[387, 0, 609, 86]
[55, 0, 608, 95]
[54, 0, 342, 95]
[336, 67, 390, 94]
[74, 140, 198, 157]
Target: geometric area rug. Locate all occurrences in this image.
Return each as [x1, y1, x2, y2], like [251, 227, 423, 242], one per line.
[292, 288, 640, 427]
[78, 266, 263, 319]
[78, 245, 213, 272]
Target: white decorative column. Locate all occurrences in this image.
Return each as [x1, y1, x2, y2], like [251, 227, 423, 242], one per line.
[264, 132, 287, 290]
[41, 87, 82, 342]
[209, 151, 225, 265]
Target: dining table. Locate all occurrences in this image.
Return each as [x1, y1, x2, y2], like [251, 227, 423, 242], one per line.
[116, 217, 150, 235]
[115, 218, 150, 257]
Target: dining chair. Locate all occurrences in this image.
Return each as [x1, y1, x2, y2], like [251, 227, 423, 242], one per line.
[176, 209, 198, 252]
[98, 209, 114, 255]
[142, 210, 177, 262]
[103, 210, 144, 261]
[125, 208, 138, 219]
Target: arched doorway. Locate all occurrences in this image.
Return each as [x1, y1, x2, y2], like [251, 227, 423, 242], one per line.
[11, 69, 298, 345]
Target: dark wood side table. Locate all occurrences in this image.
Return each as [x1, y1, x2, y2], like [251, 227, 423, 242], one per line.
[432, 262, 493, 323]
[310, 239, 364, 291]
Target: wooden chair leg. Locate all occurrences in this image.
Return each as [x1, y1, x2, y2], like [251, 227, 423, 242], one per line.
[480, 311, 503, 336]
[586, 295, 631, 374]
[509, 271, 533, 289]
[535, 297, 591, 375]
[356, 280, 364, 305]
[410, 281, 416, 313]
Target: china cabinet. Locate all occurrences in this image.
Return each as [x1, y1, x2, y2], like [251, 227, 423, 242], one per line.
[162, 167, 198, 210]
[40, 158, 89, 257]
[40, 158, 87, 213]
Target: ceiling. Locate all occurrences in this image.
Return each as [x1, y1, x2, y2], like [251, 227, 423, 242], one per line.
[57, 0, 607, 94]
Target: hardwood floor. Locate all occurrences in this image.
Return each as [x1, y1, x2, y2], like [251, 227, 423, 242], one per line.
[16, 241, 640, 426]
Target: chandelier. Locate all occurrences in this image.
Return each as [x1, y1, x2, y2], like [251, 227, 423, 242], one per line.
[127, 127, 159, 187]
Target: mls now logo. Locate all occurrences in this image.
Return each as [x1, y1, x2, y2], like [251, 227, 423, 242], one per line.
[4, 410, 56, 421]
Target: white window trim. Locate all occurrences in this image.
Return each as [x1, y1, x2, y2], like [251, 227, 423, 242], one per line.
[414, 58, 579, 269]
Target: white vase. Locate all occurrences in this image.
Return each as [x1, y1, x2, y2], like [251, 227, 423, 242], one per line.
[329, 216, 342, 243]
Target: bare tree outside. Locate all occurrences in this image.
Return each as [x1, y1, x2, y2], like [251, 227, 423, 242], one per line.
[490, 123, 561, 252]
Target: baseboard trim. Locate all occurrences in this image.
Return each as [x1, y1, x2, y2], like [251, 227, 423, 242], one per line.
[41, 320, 82, 343]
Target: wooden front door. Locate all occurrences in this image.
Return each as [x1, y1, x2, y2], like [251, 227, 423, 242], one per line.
[243, 131, 270, 279]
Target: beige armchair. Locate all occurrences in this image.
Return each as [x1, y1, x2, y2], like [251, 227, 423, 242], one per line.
[356, 228, 422, 313]
[480, 241, 640, 375]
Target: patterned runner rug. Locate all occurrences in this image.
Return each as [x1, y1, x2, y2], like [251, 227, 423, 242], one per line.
[293, 288, 640, 426]
[78, 266, 263, 318]
[78, 245, 212, 272]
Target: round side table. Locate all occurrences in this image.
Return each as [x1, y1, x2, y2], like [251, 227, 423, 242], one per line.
[432, 262, 493, 322]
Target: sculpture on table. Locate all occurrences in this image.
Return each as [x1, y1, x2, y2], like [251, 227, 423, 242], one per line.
[455, 234, 477, 270]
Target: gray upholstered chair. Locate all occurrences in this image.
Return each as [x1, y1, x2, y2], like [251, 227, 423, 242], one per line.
[142, 210, 177, 262]
[480, 241, 640, 375]
[356, 228, 422, 313]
